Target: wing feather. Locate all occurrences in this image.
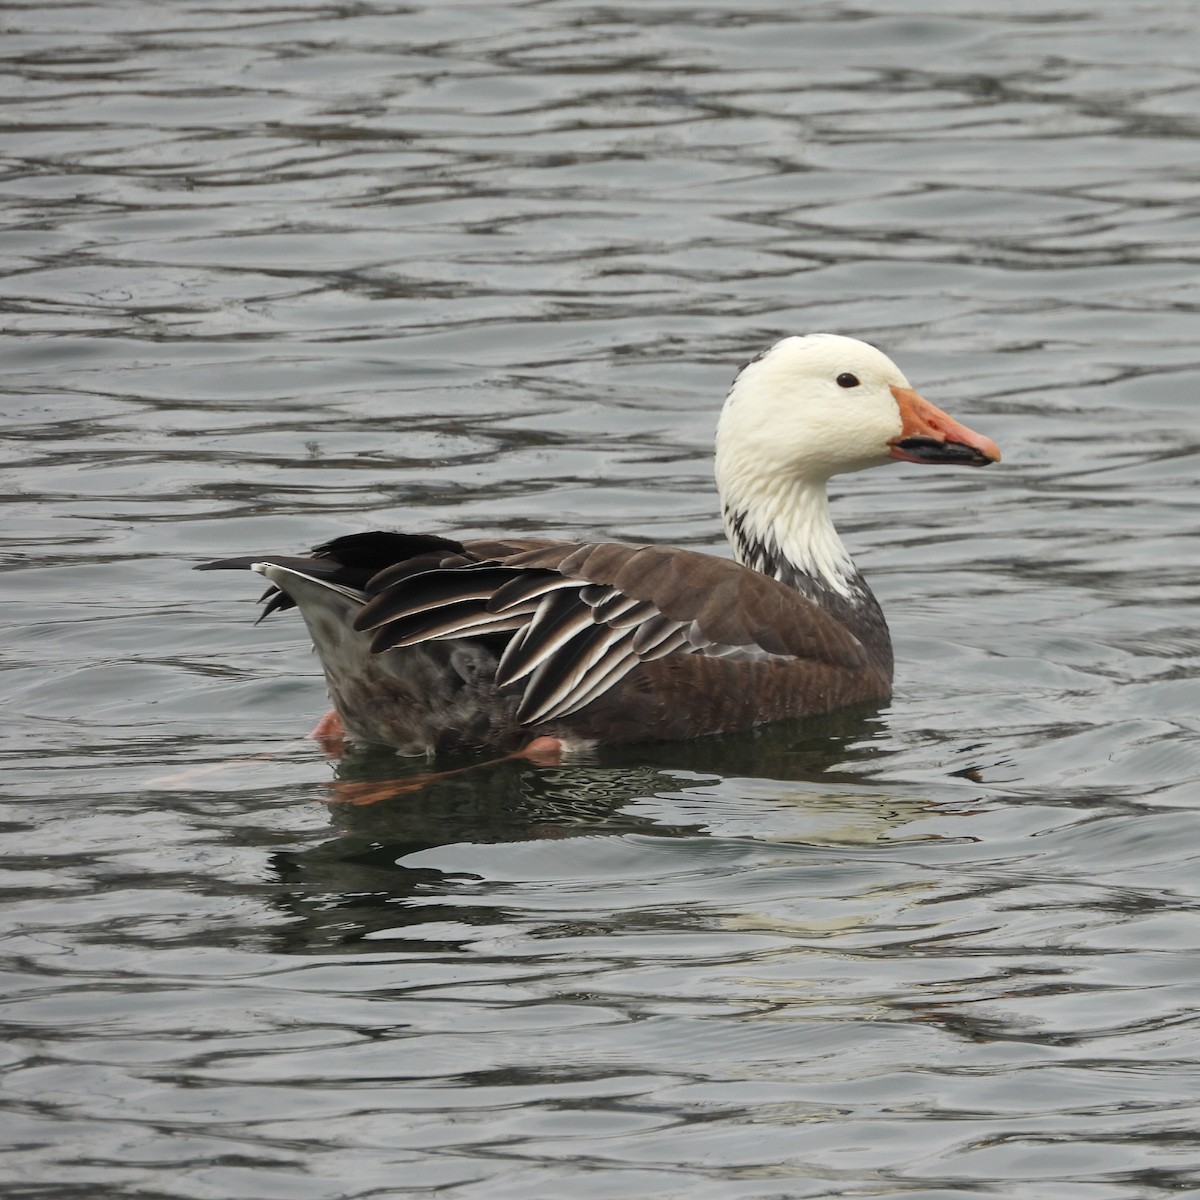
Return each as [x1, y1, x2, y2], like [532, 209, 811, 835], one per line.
[588, 589, 646, 624]
[355, 565, 515, 631]
[528, 641, 645, 722]
[511, 621, 640, 723]
[367, 599, 490, 651]
[488, 572, 581, 614]
[634, 627, 691, 663]
[494, 590, 596, 687]
[290, 537, 877, 725]
[629, 612, 684, 656]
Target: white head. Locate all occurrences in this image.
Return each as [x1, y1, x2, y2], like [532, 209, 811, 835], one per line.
[718, 334, 916, 488]
[715, 334, 999, 593]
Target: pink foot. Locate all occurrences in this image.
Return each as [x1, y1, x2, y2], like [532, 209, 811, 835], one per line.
[515, 736, 564, 767]
[310, 709, 346, 757]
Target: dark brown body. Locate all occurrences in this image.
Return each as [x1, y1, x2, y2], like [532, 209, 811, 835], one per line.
[202, 531, 892, 755]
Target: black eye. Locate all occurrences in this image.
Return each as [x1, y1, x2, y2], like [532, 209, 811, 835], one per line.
[836, 372, 861, 389]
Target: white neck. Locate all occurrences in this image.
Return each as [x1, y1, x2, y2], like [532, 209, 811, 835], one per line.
[720, 474, 859, 600]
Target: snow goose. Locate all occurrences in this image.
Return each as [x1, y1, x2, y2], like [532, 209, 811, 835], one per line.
[199, 334, 999, 756]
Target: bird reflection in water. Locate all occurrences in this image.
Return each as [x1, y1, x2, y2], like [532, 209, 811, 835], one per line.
[269, 705, 891, 952]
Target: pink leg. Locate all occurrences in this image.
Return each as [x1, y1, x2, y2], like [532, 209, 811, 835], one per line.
[326, 736, 565, 807]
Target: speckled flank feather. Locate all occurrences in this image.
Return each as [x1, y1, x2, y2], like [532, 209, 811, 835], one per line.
[249, 561, 526, 756]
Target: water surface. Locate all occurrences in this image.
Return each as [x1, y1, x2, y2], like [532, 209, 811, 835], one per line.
[4, 2, 1200, 1197]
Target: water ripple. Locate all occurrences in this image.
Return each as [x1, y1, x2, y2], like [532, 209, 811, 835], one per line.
[3, 1, 1200, 1197]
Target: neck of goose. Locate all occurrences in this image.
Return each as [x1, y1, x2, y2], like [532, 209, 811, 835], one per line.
[720, 477, 893, 674]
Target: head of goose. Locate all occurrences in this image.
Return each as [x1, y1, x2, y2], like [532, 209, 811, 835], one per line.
[715, 333, 1000, 596]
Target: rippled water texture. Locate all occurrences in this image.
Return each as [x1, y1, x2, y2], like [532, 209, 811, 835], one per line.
[4, 1, 1200, 1196]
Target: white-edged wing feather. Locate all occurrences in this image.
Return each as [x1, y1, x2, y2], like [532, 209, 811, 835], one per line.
[354, 565, 778, 725]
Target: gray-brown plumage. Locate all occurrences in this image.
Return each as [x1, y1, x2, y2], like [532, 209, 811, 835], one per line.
[199, 335, 999, 755]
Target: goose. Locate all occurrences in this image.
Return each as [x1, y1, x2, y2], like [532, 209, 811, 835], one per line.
[199, 334, 999, 758]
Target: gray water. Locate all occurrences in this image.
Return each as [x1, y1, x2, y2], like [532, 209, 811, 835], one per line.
[4, 1, 1200, 1196]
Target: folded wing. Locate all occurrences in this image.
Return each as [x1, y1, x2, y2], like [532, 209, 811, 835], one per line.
[351, 539, 874, 725]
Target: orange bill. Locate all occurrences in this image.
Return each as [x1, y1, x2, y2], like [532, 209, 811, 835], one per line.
[887, 386, 1001, 466]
